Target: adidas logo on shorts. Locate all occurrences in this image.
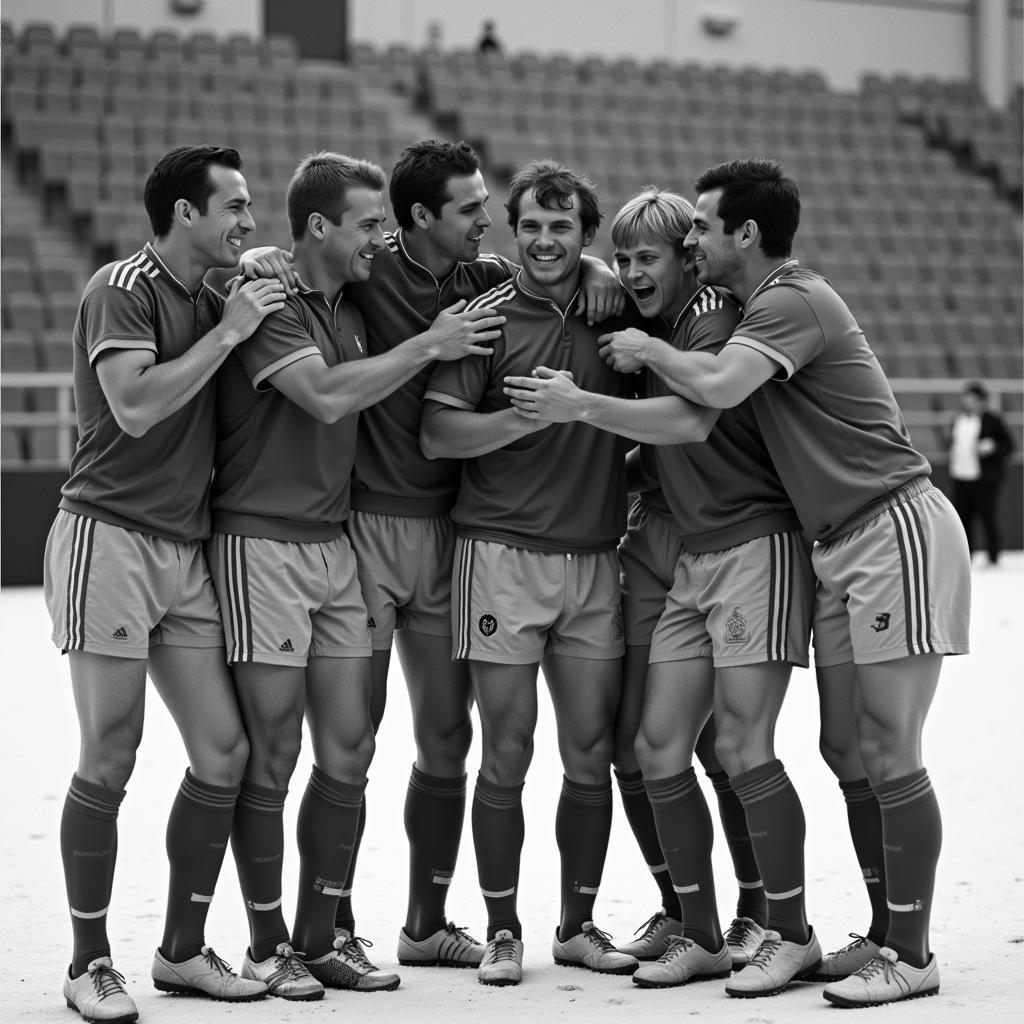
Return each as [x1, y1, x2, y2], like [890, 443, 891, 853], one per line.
[111, 626, 128, 640]
[279, 638, 294, 652]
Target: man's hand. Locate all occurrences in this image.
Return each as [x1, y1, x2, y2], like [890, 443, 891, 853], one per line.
[423, 299, 504, 362]
[239, 245, 302, 295]
[503, 365, 581, 422]
[576, 257, 626, 325]
[978, 437, 997, 456]
[598, 327, 655, 373]
[219, 277, 287, 344]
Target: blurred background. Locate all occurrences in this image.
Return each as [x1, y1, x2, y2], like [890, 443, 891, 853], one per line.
[2, 0, 1021, 583]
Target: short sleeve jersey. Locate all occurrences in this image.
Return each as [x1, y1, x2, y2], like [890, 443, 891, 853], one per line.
[730, 264, 931, 541]
[646, 285, 801, 552]
[425, 272, 634, 554]
[210, 287, 366, 542]
[59, 244, 224, 541]
[346, 230, 516, 516]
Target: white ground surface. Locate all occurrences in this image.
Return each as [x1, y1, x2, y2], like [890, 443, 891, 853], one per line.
[2, 555, 1022, 1023]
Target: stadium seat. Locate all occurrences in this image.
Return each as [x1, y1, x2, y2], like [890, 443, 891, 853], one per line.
[45, 293, 82, 331]
[38, 329, 75, 371]
[3, 294, 46, 332]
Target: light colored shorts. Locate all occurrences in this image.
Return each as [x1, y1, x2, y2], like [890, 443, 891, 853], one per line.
[812, 478, 971, 666]
[452, 537, 624, 665]
[206, 532, 372, 666]
[345, 510, 455, 650]
[650, 530, 814, 668]
[618, 498, 684, 648]
[44, 509, 223, 658]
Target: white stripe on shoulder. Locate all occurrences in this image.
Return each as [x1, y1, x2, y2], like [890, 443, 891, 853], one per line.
[384, 232, 400, 253]
[108, 251, 159, 291]
[475, 253, 509, 267]
[465, 280, 516, 313]
[691, 286, 725, 317]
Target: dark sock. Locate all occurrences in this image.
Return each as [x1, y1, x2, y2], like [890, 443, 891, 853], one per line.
[731, 759, 809, 944]
[62, 774, 124, 977]
[645, 769, 722, 951]
[160, 770, 239, 963]
[293, 767, 364, 959]
[231, 778, 291, 962]
[707, 769, 766, 926]
[403, 766, 466, 939]
[472, 773, 524, 940]
[840, 777, 889, 947]
[614, 767, 678, 919]
[331, 796, 365, 934]
[555, 776, 613, 941]
[874, 769, 940, 968]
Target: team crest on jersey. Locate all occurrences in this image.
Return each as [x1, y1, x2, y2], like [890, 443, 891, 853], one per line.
[724, 607, 749, 644]
[479, 613, 498, 637]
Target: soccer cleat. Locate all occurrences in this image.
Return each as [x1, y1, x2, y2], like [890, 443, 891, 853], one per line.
[724, 928, 822, 998]
[822, 947, 939, 1008]
[615, 909, 684, 960]
[632, 936, 732, 988]
[151, 945, 267, 1001]
[63, 958, 138, 1023]
[307, 930, 400, 991]
[240, 943, 324, 1001]
[397, 922, 485, 967]
[552, 921, 639, 975]
[809, 932, 882, 981]
[724, 916, 767, 968]
[478, 929, 524, 986]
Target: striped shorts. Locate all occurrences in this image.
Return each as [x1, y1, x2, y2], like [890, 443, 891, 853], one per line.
[812, 479, 971, 666]
[649, 529, 814, 668]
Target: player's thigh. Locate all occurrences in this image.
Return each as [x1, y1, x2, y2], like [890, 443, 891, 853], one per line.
[369, 648, 391, 733]
[816, 659, 864, 780]
[68, 650, 148, 788]
[713, 661, 794, 774]
[147, 644, 248, 786]
[636, 657, 714, 778]
[470, 660, 539, 785]
[304, 655, 375, 783]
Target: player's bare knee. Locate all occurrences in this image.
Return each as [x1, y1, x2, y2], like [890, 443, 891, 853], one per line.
[482, 734, 533, 785]
[247, 732, 302, 789]
[78, 743, 137, 791]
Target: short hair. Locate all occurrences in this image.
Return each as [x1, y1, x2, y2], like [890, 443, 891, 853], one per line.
[286, 151, 386, 241]
[505, 159, 602, 234]
[389, 139, 481, 229]
[144, 145, 242, 237]
[693, 158, 800, 258]
[964, 380, 989, 401]
[611, 186, 694, 257]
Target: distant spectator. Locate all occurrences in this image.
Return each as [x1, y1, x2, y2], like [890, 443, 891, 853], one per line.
[947, 380, 1013, 566]
[477, 20, 502, 54]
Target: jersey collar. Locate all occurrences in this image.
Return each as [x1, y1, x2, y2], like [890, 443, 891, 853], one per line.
[745, 259, 800, 307]
[515, 269, 583, 316]
[144, 242, 210, 300]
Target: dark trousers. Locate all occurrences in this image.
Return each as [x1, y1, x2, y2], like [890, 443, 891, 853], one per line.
[952, 478, 1002, 563]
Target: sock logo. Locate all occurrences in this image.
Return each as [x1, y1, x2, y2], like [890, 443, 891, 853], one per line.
[871, 613, 891, 632]
[110, 625, 128, 640]
[479, 613, 498, 637]
[725, 607, 749, 644]
[279, 638, 294, 652]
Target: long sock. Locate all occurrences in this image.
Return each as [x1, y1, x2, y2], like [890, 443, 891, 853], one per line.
[160, 769, 239, 963]
[332, 796, 365, 934]
[874, 769, 940, 968]
[231, 778, 291, 962]
[293, 767, 364, 959]
[840, 777, 889, 947]
[644, 769, 723, 951]
[614, 767, 678, 919]
[403, 766, 466, 939]
[472, 773, 524, 940]
[731, 759, 809, 944]
[61, 774, 125, 977]
[556, 776, 613, 940]
[707, 769, 766, 926]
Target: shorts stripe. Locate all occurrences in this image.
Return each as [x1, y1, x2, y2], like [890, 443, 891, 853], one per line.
[223, 534, 254, 662]
[767, 532, 794, 662]
[889, 502, 933, 654]
[66, 514, 96, 651]
[455, 538, 477, 659]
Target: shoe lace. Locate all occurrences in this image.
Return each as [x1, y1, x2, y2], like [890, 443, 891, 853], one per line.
[489, 936, 519, 963]
[583, 925, 617, 952]
[658, 936, 695, 963]
[725, 918, 760, 947]
[89, 962, 128, 1002]
[200, 946, 237, 977]
[632, 911, 667, 940]
[834, 932, 870, 956]
[445, 922, 479, 951]
[853, 953, 896, 983]
[339, 935, 375, 971]
[266, 945, 310, 986]
[749, 934, 782, 968]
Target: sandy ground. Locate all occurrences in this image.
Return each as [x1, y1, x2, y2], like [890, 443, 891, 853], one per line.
[2, 555, 1022, 1023]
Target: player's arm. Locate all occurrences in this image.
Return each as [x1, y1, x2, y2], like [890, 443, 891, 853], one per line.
[599, 329, 778, 408]
[575, 255, 626, 324]
[420, 397, 550, 460]
[96, 278, 286, 437]
[238, 245, 302, 294]
[268, 300, 504, 423]
[503, 366, 717, 444]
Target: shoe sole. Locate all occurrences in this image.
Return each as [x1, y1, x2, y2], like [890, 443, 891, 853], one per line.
[314, 978, 401, 993]
[633, 969, 732, 989]
[823, 984, 939, 1008]
[399, 957, 480, 968]
[479, 976, 521, 986]
[553, 957, 638, 975]
[267, 988, 325, 1001]
[152, 980, 266, 1002]
[66, 997, 139, 1023]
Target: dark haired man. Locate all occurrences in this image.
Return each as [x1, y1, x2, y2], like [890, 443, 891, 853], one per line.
[44, 145, 286, 1021]
[420, 160, 656, 987]
[600, 158, 970, 1007]
[242, 139, 622, 969]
